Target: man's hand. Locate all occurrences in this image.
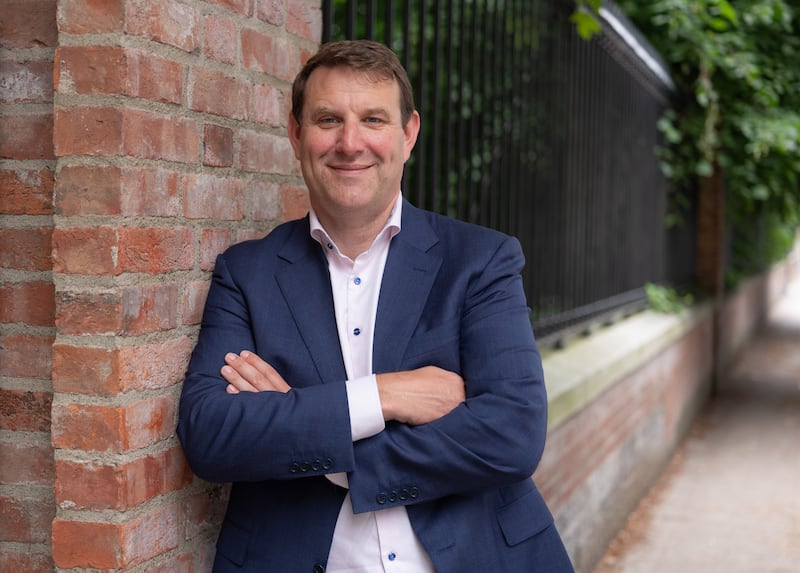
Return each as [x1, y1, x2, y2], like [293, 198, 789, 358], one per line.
[376, 366, 466, 426]
[221, 351, 291, 394]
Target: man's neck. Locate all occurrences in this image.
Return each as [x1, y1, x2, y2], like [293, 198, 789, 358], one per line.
[314, 195, 400, 260]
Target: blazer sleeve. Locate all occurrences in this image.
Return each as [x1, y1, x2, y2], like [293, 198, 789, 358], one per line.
[347, 235, 548, 514]
[176, 251, 356, 484]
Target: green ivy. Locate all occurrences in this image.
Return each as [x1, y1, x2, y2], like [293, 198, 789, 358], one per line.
[614, 0, 800, 286]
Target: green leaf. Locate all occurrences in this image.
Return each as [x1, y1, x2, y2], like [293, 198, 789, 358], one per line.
[570, 11, 603, 40]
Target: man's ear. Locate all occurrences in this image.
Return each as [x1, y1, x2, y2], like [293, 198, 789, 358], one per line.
[403, 110, 421, 161]
[288, 113, 302, 159]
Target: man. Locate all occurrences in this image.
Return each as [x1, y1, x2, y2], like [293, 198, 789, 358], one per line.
[177, 40, 573, 572]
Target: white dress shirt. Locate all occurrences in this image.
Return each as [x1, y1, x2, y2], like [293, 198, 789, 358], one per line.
[309, 194, 437, 573]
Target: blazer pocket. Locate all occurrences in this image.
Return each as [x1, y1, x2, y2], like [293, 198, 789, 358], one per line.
[216, 519, 250, 566]
[496, 486, 555, 546]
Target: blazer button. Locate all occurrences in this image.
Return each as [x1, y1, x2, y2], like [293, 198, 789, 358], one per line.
[376, 493, 388, 504]
[312, 564, 325, 573]
[399, 489, 409, 500]
[312, 459, 322, 471]
[290, 463, 300, 473]
[388, 491, 398, 502]
[409, 486, 420, 498]
[322, 458, 333, 470]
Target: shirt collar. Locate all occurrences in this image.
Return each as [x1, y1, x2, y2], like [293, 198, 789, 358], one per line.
[309, 193, 403, 254]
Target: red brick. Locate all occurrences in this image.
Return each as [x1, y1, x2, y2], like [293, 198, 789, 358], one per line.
[0, 227, 52, 271]
[184, 174, 246, 220]
[0, 60, 54, 103]
[52, 519, 121, 568]
[0, 440, 55, 484]
[236, 227, 270, 242]
[0, 331, 53, 379]
[127, 51, 184, 104]
[52, 226, 119, 275]
[125, 0, 199, 53]
[52, 344, 119, 395]
[190, 67, 250, 120]
[121, 284, 180, 334]
[257, 0, 286, 26]
[55, 446, 192, 510]
[287, 0, 322, 43]
[0, 549, 54, 573]
[51, 395, 176, 453]
[241, 28, 298, 82]
[206, 0, 253, 16]
[0, 168, 54, 215]
[55, 289, 123, 335]
[120, 167, 181, 216]
[0, 280, 55, 326]
[240, 130, 295, 175]
[200, 228, 232, 270]
[117, 227, 194, 274]
[0, 113, 54, 160]
[183, 485, 229, 540]
[182, 280, 211, 324]
[54, 106, 123, 157]
[203, 124, 234, 167]
[144, 551, 194, 573]
[123, 109, 199, 163]
[0, 494, 55, 544]
[55, 46, 127, 95]
[280, 183, 309, 221]
[117, 337, 194, 391]
[250, 180, 280, 221]
[55, 165, 122, 216]
[204, 15, 237, 65]
[57, 0, 124, 34]
[0, 388, 53, 431]
[0, 0, 57, 48]
[253, 83, 284, 127]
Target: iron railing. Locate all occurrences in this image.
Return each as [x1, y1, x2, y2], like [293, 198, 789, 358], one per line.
[321, 0, 695, 345]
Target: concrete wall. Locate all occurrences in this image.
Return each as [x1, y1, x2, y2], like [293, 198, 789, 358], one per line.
[537, 245, 800, 573]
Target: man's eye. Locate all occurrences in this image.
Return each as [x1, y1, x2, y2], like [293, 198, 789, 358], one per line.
[364, 117, 384, 124]
[318, 117, 339, 126]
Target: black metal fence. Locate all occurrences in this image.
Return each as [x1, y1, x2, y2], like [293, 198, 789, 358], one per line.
[322, 0, 696, 344]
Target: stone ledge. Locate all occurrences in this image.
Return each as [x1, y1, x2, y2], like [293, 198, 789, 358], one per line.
[542, 302, 714, 431]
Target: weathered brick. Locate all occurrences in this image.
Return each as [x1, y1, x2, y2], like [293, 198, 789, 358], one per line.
[241, 28, 297, 82]
[120, 167, 181, 217]
[182, 485, 228, 540]
[0, 227, 52, 271]
[239, 130, 295, 175]
[0, 280, 55, 326]
[184, 174, 246, 220]
[57, 0, 124, 34]
[117, 337, 194, 391]
[0, 387, 53, 431]
[51, 519, 121, 569]
[125, 0, 200, 53]
[249, 180, 280, 221]
[55, 447, 192, 510]
[52, 226, 119, 275]
[53, 106, 123, 157]
[199, 228, 231, 270]
[51, 395, 177, 453]
[0, 168, 54, 215]
[204, 15, 237, 65]
[143, 550, 194, 573]
[280, 183, 309, 222]
[55, 46, 127, 95]
[0, 440, 55, 484]
[253, 83, 284, 127]
[120, 284, 180, 334]
[0, 0, 58, 48]
[127, 50, 184, 104]
[117, 226, 194, 274]
[123, 109, 199, 163]
[190, 67, 250, 120]
[52, 344, 118, 395]
[257, 0, 286, 26]
[0, 60, 54, 103]
[55, 165, 122, 216]
[0, 494, 55, 544]
[206, 0, 253, 16]
[287, 0, 322, 43]
[182, 280, 211, 324]
[203, 124, 234, 167]
[0, 549, 54, 573]
[0, 114, 54, 160]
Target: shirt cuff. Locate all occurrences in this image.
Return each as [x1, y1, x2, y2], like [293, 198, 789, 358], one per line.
[345, 374, 385, 442]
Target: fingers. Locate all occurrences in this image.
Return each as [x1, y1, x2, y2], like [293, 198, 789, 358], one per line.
[221, 351, 291, 394]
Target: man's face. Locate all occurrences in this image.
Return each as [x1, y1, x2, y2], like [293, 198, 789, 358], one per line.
[288, 66, 420, 227]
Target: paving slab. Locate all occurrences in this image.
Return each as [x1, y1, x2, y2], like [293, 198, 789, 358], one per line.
[593, 280, 800, 573]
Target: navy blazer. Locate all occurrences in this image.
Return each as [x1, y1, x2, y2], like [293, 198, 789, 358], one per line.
[177, 200, 573, 572]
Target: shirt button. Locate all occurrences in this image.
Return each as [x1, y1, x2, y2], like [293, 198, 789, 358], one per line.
[326, 242, 333, 250]
[353, 277, 362, 285]
[388, 552, 397, 561]
[353, 328, 361, 336]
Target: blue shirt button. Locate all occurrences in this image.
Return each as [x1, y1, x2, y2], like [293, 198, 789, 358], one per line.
[354, 277, 362, 285]
[388, 552, 396, 561]
[353, 328, 361, 336]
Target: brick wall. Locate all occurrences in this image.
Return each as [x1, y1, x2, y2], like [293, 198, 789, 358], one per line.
[1, 1, 320, 570]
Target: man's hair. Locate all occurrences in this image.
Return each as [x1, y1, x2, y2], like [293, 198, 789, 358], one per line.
[291, 40, 416, 128]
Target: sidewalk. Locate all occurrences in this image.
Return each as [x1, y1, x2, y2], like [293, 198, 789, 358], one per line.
[593, 279, 800, 573]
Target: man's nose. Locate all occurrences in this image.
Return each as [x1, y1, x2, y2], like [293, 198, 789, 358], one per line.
[336, 121, 363, 154]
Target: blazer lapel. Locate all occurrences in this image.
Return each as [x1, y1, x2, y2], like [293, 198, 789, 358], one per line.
[373, 202, 442, 373]
[275, 219, 347, 383]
